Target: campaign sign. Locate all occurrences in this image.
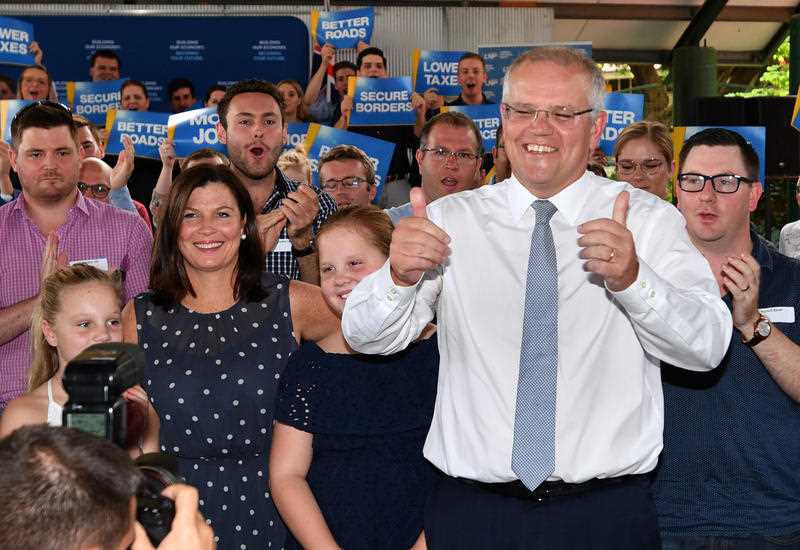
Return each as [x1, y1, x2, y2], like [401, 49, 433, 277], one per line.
[412, 49, 466, 96]
[442, 104, 501, 151]
[167, 106, 226, 157]
[0, 99, 33, 142]
[673, 126, 766, 190]
[478, 42, 592, 101]
[66, 79, 125, 126]
[0, 17, 34, 66]
[311, 7, 374, 49]
[285, 122, 310, 151]
[105, 109, 170, 160]
[791, 86, 800, 132]
[600, 92, 645, 156]
[303, 123, 395, 203]
[347, 76, 416, 127]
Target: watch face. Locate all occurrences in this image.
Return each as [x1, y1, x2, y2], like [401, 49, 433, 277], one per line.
[756, 319, 771, 337]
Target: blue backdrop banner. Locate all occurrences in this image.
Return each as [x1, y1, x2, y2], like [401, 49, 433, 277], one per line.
[0, 99, 33, 141]
[412, 49, 466, 95]
[303, 123, 395, 203]
[167, 106, 226, 158]
[347, 76, 416, 126]
[8, 16, 309, 113]
[443, 104, 501, 151]
[105, 109, 170, 160]
[600, 92, 645, 156]
[0, 17, 35, 66]
[478, 42, 592, 102]
[66, 79, 125, 126]
[311, 7, 374, 49]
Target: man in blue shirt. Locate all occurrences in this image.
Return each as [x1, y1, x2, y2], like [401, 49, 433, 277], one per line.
[654, 128, 800, 549]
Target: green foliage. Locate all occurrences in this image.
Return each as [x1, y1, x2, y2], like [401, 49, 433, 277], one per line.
[726, 36, 789, 97]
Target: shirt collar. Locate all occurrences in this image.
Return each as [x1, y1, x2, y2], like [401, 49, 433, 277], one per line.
[260, 169, 292, 213]
[11, 188, 86, 217]
[506, 170, 593, 225]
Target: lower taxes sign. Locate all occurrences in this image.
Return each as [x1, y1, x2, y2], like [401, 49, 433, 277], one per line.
[347, 76, 416, 127]
[303, 123, 395, 203]
[412, 49, 466, 96]
[0, 17, 35, 66]
[167, 106, 226, 157]
[600, 92, 645, 156]
[105, 109, 169, 160]
[442, 104, 501, 151]
[0, 99, 33, 142]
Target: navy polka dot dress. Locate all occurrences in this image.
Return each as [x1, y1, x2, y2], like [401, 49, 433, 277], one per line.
[135, 273, 297, 550]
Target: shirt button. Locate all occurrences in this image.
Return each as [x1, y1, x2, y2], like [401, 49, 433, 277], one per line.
[650, 290, 656, 298]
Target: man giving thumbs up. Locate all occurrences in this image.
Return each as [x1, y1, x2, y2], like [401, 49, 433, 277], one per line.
[341, 46, 731, 550]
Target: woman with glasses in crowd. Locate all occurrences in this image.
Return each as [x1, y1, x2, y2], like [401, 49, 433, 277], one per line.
[613, 121, 674, 200]
[123, 163, 337, 549]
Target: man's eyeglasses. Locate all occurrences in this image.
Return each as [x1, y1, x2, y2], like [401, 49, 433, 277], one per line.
[616, 158, 665, 175]
[502, 103, 594, 126]
[320, 176, 370, 192]
[420, 147, 481, 165]
[677, 173, 754, 194]
[77, 181, 111, 198]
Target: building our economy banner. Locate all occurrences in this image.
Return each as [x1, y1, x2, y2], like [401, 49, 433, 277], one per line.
[600, 92, 645, 156]
[412, 49, 466, 96]
[347, 76, 416, 126]
[478, 41, 592, 101]
[673, 126, 766, 190]
[66, 78, 125, 126]
[310, 7, 374, 49]
[0, 16, 35, 66]
[105, 109, 170, 160]
[167, 106, 226, 157]
[0, 99, 33, 141]
[303, 123, 395, 203]
[442, 103, 501, 151]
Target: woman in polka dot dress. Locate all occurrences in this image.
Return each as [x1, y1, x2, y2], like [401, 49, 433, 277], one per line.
[123, 165, 337, 549]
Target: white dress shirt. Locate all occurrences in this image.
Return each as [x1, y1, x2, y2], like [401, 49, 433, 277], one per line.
[342, 172, 732, 484]
[779, 219, 800, 259]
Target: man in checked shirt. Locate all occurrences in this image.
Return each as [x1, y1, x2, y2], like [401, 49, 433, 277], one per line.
[216, 79, 337, 285]
[0, 101, 152, 411]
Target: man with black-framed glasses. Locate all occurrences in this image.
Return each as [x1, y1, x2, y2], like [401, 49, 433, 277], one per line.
[318, 144, 377, 208]
[385, 111, 483, 224]
[654, 127, 800, 549]
[0, 101, 152, 411]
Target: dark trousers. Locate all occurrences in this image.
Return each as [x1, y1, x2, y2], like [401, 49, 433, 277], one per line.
[661, 534, 800, 550]
[425, 474, 661, 549]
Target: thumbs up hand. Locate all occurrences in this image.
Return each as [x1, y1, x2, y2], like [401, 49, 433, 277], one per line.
[390, 188, 451, 287]
[576, 190, 639, 292]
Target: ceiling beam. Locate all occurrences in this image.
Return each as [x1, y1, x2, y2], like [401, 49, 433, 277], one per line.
[543, 4, 793, 22]
[593, 48, 764, 66]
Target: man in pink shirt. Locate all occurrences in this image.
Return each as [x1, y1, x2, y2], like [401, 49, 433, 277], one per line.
[0, 101, 152, 410]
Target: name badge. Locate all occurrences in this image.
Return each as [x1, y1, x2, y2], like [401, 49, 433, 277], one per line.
[759, 306, 795, 324]
[273, 238, 293, 253]
[70, 257, 109, 272]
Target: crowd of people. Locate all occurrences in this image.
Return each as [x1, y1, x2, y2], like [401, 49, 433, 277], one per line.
[0, 38, 799, 550]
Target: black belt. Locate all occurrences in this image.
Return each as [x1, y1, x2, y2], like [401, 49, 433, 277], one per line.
[457, 474, 644, 502]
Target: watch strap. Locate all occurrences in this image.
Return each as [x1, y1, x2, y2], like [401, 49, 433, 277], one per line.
[742, 313, 770, 347]
[291, 240, 315, 258]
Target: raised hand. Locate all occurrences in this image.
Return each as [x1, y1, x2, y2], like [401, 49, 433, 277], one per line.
[389, 188, 451, 286]
[256, 209, 288, 253]
[577, 191, 639, 292]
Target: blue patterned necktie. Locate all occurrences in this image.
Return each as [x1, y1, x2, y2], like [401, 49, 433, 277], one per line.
[512, 199, 558, 491]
